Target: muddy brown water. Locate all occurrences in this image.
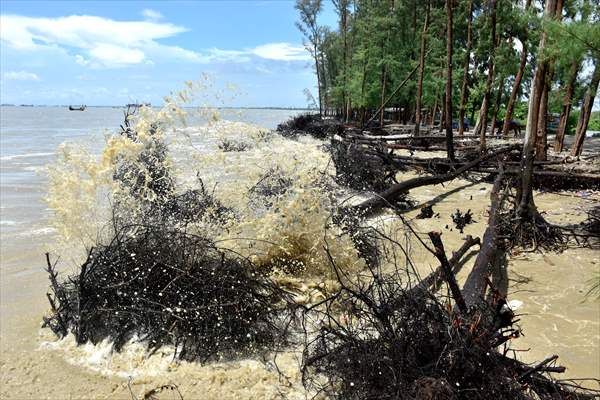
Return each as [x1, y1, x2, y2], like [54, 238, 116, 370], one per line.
[1, 124, 598, 398]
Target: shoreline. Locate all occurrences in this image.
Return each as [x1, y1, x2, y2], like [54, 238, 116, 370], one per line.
[1, 118, 599, 399]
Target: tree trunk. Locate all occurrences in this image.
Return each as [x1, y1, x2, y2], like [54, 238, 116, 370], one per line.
[535, 81, 549, 160]
[341, 3, 349, 122]
[571, 58, 600, 157]
[462, 169, 505, 308]
[319, 50, 328, 113]
[360, 53, 369, 127]
[502, 0, 531, 138]
[445, 0, 455, 160]
[554, 61, 579, 152]
[502, 43, 528, 137]
[518, 0, 556, 219]
[314, 47, 323, 117]
[431, 97, 438, 126]
[490, 76, 505, 137]
[470, 99, 477, 126]
[439, 99, 445, 133]
[534, 0, 562, 161]
[478, 0, 497, 152]
[458, 0, 473, 136]
[351, 145, 518, 214]
[414, 2, 430, 136]
[380, 64, 387, 127]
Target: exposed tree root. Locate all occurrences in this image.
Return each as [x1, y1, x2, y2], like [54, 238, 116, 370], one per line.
[301, 247, 599, 400]
[301, 174, 598, 399]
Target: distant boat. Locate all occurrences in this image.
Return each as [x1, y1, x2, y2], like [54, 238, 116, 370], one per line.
[68, 105, 86, 111]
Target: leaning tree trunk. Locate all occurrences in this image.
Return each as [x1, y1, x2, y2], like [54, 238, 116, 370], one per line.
[341, 3, 349, 122]
[490, 75, 505, 137]
[554, 61, 579, 152]
[535, 0, 563, 161]
[313, 47, 323, 117]
[502, 0, 531, 138]
[380, 64, 387, 127]
[445, 0, 455, 160]
[414, 2, 430, 136]
[571, 58, 600, 157]
[458, 0, 473, 136]
[462, 169, 505, 308]
[478, 0, 497, 152]
[430, 96, 439, 126]
[518, 0, 556, 219]
[535, 80, 550, 160]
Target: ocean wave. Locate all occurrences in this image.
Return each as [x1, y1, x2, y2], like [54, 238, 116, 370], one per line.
[0, 152, 55, 161]
[0, 220, 18, 226]
[17, 227, 57, 237]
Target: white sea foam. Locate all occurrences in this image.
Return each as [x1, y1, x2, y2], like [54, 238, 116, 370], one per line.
[40, 334, 176, 379]
[508, 299, 524, 310]
[18, 227, 57, 237]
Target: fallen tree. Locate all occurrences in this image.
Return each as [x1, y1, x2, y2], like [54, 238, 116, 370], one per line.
[461, 169, 507, 307]
[43, 224, 293, 362]
[43, 108, 295, 363]
[301, 168, 600, 400]
[349, 145, 519, 214]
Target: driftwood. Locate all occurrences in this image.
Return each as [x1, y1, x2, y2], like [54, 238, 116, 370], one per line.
[345, 132, 500, 142]
[427, 231, 468, 313]
[351, 144, 599, 191]
[411, 234, 480, 293]
[350, 145, 519, 214]
[462, 168, 506, 308]
[301, 223, 599, 400]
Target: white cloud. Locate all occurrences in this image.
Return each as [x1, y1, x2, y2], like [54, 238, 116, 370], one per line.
[141, 9, 163, 21]
[250, 43, 311, 61]
[3, 70, 40, 80]
[0, 14, 188, 67]
[0, 15, 185, 50]
[0, 14, 311, 68]
[89, 44, 145, 65]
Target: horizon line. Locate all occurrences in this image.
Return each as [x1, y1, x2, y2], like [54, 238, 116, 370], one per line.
[0, 104, 315, 110]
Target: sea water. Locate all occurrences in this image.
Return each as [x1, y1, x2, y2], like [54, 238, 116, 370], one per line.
[0, 106, 303, 271]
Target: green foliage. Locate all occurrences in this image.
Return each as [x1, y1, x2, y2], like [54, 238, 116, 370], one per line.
[567, 109, 580, 135]
[589, 111, 600, 131]
[295, 0, 599, 136]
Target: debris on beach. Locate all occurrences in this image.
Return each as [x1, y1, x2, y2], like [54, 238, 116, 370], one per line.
[41, 109, 600, 399]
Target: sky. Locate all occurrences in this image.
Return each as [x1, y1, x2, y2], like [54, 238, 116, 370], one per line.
[0, 0, 337, 107]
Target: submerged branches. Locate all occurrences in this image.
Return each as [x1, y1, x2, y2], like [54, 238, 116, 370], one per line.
[300, 236, 598, 400]
[349, 145, 519, 214]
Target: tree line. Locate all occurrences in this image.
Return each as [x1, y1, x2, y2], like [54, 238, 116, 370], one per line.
[295, 0, 600, 157]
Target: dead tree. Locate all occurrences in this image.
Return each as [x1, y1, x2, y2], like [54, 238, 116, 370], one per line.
[351, 145, 518, 214]
[462, 169, 505, 307]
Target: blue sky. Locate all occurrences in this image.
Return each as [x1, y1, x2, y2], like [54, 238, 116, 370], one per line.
[0, 1, 337, 107]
